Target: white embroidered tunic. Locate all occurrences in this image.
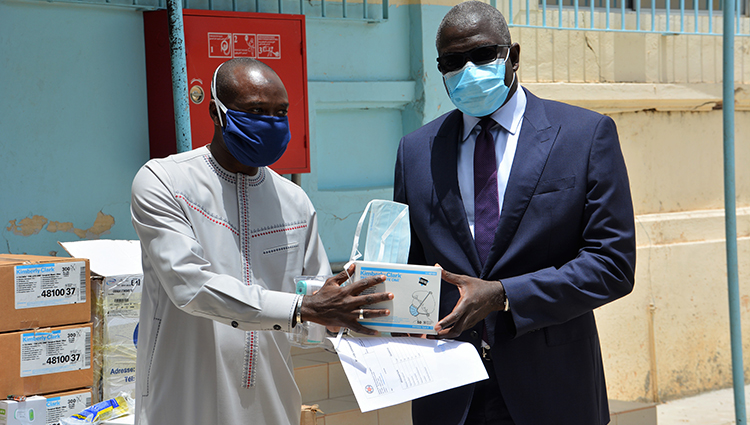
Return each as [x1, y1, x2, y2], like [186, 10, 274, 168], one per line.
[131, 146, 331, 425]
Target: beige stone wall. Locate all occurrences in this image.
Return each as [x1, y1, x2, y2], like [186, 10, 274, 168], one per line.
[523, 42, 750, 401]
[498, 1, 750, 401]
[597, 210, 750, 402]
[599, 107, 750, 402]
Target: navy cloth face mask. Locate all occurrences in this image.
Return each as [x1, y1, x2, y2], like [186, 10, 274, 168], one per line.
[211, 63, 291, 168]
[222, 110, 291, 168]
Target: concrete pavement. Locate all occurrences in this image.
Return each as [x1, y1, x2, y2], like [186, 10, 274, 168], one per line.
[658, 384, 750, 425]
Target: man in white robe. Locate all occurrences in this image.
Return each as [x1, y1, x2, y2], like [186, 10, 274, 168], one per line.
[131, 58, 392, 425]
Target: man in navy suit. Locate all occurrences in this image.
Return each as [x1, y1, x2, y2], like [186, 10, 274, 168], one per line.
[393, 2, 636, 424]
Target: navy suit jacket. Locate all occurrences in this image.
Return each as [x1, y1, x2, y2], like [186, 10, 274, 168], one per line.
[393, 88, 636, 425]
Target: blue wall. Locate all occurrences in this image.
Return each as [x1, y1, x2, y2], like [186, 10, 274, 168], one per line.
[0, 1, 150, 255]
[0, 0, 454, 263]
[301, 6, 453, 263]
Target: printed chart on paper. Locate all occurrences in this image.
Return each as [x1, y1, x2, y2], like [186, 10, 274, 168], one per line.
[333, 336, 487, 412]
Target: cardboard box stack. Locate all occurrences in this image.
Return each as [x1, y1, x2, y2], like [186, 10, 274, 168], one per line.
[0, 254, 94, 425]
[60, 240, 142, 404]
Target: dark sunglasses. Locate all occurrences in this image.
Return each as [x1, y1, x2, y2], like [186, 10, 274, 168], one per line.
[437, 44, 510, 73]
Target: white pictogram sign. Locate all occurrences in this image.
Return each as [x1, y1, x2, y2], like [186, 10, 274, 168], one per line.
[208, 33, 232, 58]
[233, 33, 257, 58]
[257, 34, 281, 59]
[207, 32, 281, 59]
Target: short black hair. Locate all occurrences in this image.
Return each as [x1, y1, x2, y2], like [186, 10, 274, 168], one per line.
[436, 1, 510, 51]
[215, 58, 275, 104]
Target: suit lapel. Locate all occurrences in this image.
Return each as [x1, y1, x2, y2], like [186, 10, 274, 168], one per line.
[431, 110, 483, 276]
[483, 89, 560, 278]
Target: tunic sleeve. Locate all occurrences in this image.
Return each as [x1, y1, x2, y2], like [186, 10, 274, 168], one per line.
[131, 162, 300, 332]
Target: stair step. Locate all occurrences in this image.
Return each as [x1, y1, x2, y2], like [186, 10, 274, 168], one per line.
[293, 347, 352, 401]
[609, 400, 657, 425]
[307, 396, 411, 425]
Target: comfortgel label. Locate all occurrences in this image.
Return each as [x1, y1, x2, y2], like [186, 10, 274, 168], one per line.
[14, 262, 86, 309]
[20, 327, 91, 377]
[47, 393, 92, 425]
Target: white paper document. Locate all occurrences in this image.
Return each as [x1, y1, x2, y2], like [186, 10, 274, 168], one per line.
[332, 336, 488, 412]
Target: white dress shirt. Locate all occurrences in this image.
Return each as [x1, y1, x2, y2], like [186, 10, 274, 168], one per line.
[457, 87, 527, 238]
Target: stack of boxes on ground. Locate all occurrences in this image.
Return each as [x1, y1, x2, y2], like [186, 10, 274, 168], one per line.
[0, 254, 94, 425]
[59, 240, 142, 406]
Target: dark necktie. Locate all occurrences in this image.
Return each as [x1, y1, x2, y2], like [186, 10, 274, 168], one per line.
[474, 118, 499, 266]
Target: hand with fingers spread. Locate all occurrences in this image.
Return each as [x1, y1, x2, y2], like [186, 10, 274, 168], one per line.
[434, 268, 506, 339]
[300, 264, 393, 335]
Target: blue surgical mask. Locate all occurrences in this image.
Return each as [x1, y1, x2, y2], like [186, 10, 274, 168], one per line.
[211, 63, 291, 167]
[443, 51, 514, 118]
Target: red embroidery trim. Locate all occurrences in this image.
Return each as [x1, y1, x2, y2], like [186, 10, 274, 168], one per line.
[251, 224, 308, 238]
[240, 180, 251, 285]
[246, 331, 257, 387]
[175, 194, 239, 236]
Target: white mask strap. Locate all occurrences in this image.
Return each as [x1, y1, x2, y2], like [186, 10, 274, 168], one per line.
[211, 63, 228, 127]
[349, 199, 375, 262]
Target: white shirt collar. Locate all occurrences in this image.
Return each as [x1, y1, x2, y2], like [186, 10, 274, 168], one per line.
[460, 85, 527, 141]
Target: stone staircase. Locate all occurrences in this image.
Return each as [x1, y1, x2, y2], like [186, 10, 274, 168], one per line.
[291, 347, 657, 425]
[104, 346, 657, 425]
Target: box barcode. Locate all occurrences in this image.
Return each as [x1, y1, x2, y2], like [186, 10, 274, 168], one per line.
[79, 265, 87, 302]
[84, 328, 91, 368]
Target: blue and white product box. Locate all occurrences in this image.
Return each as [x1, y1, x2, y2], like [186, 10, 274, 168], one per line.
[45, 389, 92, 425]
[353, 261, 441, 335]
[0, 254, 90, 333]
[20, 327, 91, 378]
[0, 396, 47, 425]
